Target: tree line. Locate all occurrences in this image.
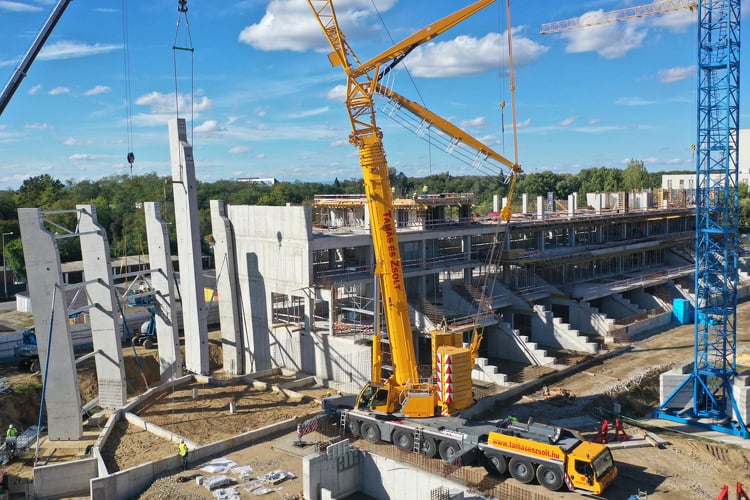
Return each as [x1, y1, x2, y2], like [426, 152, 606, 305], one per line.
[1, 159, 742, 281]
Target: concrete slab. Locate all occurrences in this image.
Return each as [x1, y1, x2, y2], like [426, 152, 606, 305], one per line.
[635, 417, 750, 449]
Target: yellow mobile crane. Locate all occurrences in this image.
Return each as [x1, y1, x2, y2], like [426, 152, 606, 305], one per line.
[308, 0, 522, 419]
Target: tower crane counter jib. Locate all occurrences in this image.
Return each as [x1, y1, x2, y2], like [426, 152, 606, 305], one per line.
[308, 0, 521, 419]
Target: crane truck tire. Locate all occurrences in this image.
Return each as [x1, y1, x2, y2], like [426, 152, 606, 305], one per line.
[419, 436, 438, 458]
[483, 451, 507, 475]
[361, 422, 380, 443]
[536, 464, 564, 491]
[348, 419, 360, 437]
[392, 429, 413, 451]
[143, 338, 154, 349]
[508, 457, 535, 484]
[438, 440, 460, 461]
[29, 360, 40, 373]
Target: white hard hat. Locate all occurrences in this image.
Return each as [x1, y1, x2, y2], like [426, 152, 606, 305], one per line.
[8, 424, 12, 429]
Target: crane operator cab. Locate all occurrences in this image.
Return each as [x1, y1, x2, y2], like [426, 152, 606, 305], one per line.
[356, 384, 387, 412]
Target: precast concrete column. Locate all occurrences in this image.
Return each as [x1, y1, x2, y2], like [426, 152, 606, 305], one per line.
[18, 208, 82, 440]
[536, 196, 544, 219]
[209, 200, 244, 375]
[144, 202, 182, 382]
[522, 193, 528, 215]
[77, 205, 126, 408]
[168, 118, 209, 375]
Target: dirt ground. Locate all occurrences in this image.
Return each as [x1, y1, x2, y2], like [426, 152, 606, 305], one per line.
[2, 304, 750, 499]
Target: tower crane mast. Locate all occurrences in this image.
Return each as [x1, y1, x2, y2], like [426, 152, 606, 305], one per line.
[542, 0, 745, 438]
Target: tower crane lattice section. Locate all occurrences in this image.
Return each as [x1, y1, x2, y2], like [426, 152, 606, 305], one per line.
[543, 0, 745, 438]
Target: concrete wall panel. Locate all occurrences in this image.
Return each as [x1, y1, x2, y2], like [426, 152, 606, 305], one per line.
[34, 457, 97, 499]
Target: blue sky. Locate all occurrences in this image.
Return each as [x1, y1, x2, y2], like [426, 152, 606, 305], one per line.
[0, 0, 748, 191]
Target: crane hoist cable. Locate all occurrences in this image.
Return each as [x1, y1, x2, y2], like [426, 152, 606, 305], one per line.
[367, 0, 436, 173]
[121, 0, 135, 175]
[173, 0, 195, 145]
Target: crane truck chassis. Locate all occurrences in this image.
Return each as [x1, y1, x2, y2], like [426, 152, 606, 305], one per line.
[323, 394, 617, 495]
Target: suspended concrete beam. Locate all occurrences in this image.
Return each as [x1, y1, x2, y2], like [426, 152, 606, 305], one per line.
[168, 118, 209, 375]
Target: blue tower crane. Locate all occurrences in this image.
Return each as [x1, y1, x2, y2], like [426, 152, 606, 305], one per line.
[542, 0, 745, 437]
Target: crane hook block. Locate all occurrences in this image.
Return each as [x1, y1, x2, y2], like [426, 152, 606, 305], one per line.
[178, 0, 188, 13]
[127, 152, 135, 164]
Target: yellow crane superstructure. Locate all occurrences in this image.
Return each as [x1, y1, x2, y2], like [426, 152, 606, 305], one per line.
[307, 0, 521, 418]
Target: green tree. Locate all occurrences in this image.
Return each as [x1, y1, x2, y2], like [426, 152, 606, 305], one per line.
[621, 159, 652, 191]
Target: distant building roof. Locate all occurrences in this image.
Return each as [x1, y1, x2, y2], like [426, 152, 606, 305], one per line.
[237, 177, 278, 185]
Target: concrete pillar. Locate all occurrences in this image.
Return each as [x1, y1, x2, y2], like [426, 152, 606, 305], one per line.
[145, 202, 183, 382]
[502, 197, 507, 212]
[522, 193, 528, 215]
[463, 235, 472, 284]
[77, 205, 126, 408]
[594, 194, 602, 214]
[568, 194, 575, 217]
[168, 118, 209, 375]
[209, 200, 244, 375]
[536, 196, 544, 220]
[18, 208, 82, 440]
[493, 194, 499, 213]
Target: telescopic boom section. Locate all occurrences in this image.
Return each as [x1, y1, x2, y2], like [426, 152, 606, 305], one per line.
[0, 0, 73, 117]
[307, 0, 503, 389]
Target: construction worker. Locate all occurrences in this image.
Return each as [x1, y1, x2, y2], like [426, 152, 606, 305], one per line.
[178, 439, 188, 471]
[6, 424, 17, 454]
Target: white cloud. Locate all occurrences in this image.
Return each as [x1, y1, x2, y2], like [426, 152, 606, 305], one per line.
[657, 65, 695, 83]
[561, 11, 647, 58]
[325, 85, 347, 102]
[135, 91, 211, 115]
[64, 137, 94, 146]
[0, 1, 41, 12]
[239, 0, 397, 52]
[615, 97, 655, 106]
[587, 118, 601, 125]
[48, 86, 70, 95]
[288, 107, 329, 119]
[194, 120, 225, 134]
[28, 84, 41, 95]
[24, 122, 50, 129]
[84, 85, 111, 96]
[557, 116, 578, 127]
[516, 118, 531, 129]
[404, 30, 547, 78]
[459, 116, 487, 129]
[255, 153, 267, 159]
[39, 41, 122, 61]
[69, 153, 99, 161]
[229, 146, 251, 154]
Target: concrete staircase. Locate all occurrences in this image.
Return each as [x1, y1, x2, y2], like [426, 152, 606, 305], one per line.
[575, 301, 617, 342]
[533, 305, 599, 354]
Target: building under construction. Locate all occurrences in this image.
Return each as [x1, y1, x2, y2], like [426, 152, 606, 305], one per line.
[210, 186, 748, 398]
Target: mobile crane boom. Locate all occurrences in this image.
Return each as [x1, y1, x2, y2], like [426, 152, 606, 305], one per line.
[0, 0, 73, 117]
[308, 0, 519, 417]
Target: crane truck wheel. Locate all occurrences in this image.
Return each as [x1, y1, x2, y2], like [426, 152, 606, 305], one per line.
[420, 437, 438, 458]
[143, 339, 154, 349]
[30, 360, 40, 373]
[508, 457, 535, 484]
[348, 419, 361, 437]
[438, 440, 460, 461]
[392, 429, 413, 451]
[536, 464, 564, 491]
[361, 422, 381, 443]
[482, 451, 507, 476]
